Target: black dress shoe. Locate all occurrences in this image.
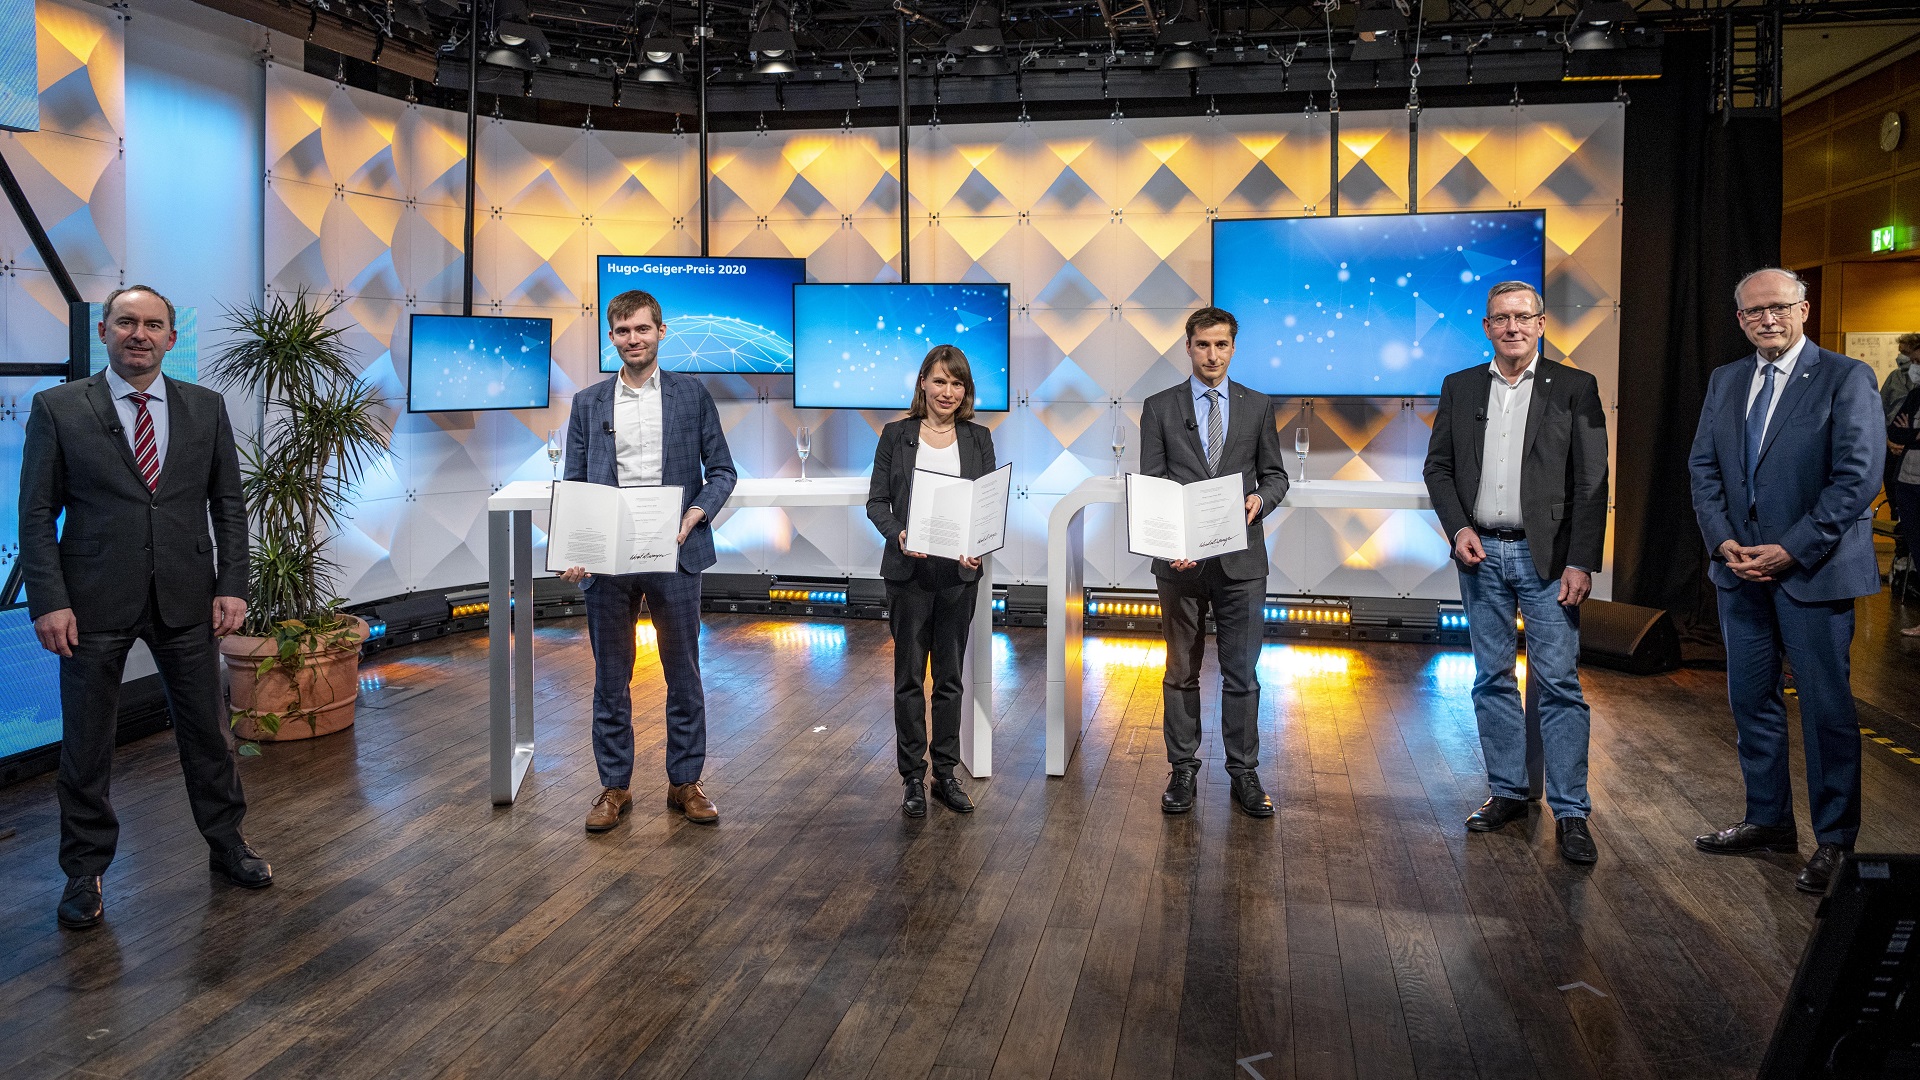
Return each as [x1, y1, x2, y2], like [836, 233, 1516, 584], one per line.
[930, 777, 974, 813]
[1162, 769, 1197, 815]
[1231, 773, 1275, 818]
[1557, 817, 1598, 864]
[210, 843, 274, 888]
[1796, 843, 1851, 895]
[57, 876, 103, 930]
[1693, 821, 1798, 856]
[1465, 796, 1529, 833]
[902, 777, 927, 818]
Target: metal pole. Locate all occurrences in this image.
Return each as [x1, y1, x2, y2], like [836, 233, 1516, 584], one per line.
[699, 0, 710, 256]
[463, 0, 480, 315]
[898, 15, 911, 284]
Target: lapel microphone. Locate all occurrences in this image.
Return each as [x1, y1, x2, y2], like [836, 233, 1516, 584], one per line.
[1186, 419, 1197, 431]
[1475, 410, 1487, 423]
[602, 421, 615, 436]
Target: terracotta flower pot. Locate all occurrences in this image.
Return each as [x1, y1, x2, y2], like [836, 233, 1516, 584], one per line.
[221, 615, 372, 742]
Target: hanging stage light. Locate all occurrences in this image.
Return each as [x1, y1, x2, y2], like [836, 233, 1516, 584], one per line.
[1349, 0, 1409, 62]
[750, 0, 800, 75]
[945, 0, 1011, 76]
[1568, 0, 1635, 50]
[1156, 0, 1213, 71]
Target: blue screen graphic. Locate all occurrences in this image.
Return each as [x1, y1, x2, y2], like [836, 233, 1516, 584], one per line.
[406, 315, 552, 412]
[85, 302, 200, 383]
[0, 0, 36, 134]
[0, 606, 62, 760]
[597, 256, 805, 374]
[1212, 210, 1546, 396]
[792, 284, 1012, 412]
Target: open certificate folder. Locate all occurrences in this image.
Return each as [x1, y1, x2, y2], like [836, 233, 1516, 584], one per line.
[545, 480, 685, 576]
[1124, 472, 1249, 562]
[904, 463, 1013, 560]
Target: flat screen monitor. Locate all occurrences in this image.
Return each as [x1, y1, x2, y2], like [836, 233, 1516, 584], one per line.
[1211, 209, 1547, 396]
[596, 255, 806, 374]
[406, 314, 553, 413]
[0, 605, 63, 762]
[0, 0, 35, 133]
[71, 301, 200, 383]
[792, 283, 1012, 412]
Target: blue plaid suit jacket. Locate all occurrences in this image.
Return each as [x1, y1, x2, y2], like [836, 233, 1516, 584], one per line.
[563, 369, 737, 574]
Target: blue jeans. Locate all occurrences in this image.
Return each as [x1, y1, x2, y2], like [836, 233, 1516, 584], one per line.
[583, 570, 707, 788]
[1456, 537, 1591, 819]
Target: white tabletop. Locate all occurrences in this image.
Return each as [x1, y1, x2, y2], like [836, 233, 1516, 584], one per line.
[488, 475, 872, 512]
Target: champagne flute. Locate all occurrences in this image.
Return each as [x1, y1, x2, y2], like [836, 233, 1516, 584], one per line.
[546, 428, 562, 482]
[1293, 425, 1310, 482]
[796, 425, 811, 481]
[1111, 415, 1127, 480]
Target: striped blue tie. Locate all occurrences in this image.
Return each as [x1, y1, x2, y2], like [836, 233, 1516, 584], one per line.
[1744, 363, 1778, 515]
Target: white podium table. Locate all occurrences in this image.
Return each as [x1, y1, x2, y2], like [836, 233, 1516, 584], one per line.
[486, 477, 995, 805]
[1044, 477, 1435, 776]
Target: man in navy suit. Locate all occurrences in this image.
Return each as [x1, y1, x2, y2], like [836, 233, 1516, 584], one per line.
[1687, 267, 1884, 894]
[560, 289, 736, 829]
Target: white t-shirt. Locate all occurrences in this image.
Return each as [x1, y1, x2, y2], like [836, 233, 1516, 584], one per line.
[916, 436, 961, 476]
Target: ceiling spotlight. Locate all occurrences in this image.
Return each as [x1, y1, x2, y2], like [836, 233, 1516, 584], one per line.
[1574, 1, 1635, 26]
[945, 0, 1010, 73]
[494, 22, 548, 60]
[483, 46, 536, 70]
[634, 62, 681, 83]
[1568, 0, 1634, 50]
[1156, 0, 1212, 71]
[751, 0, 799, 75]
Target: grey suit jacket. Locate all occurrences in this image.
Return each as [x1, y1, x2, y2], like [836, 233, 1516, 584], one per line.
[563, 369, 737, 574]
[1139, 378, 1289, 582]
[19, 374, 248, 631]
[1422, 357, 1610, 581]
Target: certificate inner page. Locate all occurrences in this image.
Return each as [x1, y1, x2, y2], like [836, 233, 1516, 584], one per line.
[1182, 474, 1248, 560]
[906, 470, 974, 560]
[1125, 473, 1188, 562]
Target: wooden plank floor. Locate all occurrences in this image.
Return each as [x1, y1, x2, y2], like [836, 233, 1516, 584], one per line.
[4, 590, 1920, 1079]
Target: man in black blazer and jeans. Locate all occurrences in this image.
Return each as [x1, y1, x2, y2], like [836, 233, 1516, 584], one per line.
[19, 285, 269, 930]
[1141, 306, 1290, 817]
[1422, 280, 1610, 864]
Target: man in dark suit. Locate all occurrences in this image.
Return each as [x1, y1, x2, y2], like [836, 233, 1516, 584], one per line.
[19, 285, 270, 931]
[1687, 267, 1883, 894]
[1423, 281, 1610, 864]
[559, 289, 737, 830]
[1140, 306, 1289, 817]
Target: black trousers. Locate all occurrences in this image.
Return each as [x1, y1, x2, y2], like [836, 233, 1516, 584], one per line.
[58, 585, 248, 877]
[1156, 561, 1264, 778]
[886, 558, 977, 782]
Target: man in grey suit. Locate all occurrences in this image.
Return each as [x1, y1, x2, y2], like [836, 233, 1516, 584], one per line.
[19, 285, 270, 931]
[1688, 267, 1884, 894]
[1423, 281, 1610, 864]
[1140, 306, 1289, 817]
[559, 289, 737, 830]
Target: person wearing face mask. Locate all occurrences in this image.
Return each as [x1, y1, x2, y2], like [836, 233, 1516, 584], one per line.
[866, 345, 998, 818]
[1881, 333, 1920, 590]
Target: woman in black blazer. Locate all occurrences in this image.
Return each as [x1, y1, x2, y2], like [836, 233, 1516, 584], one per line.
[866, 345, 997, 818]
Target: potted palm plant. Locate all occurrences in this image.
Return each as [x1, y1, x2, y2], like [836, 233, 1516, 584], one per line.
[205, 290, 391, 749]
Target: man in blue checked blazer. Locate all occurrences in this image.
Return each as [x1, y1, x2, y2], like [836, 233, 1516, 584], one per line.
[1688, 267, 1883, 895]
[560, 289, 736, 830]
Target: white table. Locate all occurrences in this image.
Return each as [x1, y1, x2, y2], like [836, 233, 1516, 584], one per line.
[1045, 477, 1445, 776]
[486, 477, 995, 805]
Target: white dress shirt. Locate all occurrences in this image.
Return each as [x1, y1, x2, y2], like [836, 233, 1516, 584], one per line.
[1472, 357, 1535, 531]
[916, 435, 961, 476]
[613, 367, 664, 487]
[1745, 334, 1807, 450]
[105, 367, 169, 471]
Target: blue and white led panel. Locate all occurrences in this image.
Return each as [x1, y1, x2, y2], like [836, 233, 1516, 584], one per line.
[85, 303, 200, 383]
[406, 314, 553, 413]
[1212, 210, 1546, 396]
[792, 283, 1012, 412]
[0, 606, 62, 761]
[0, 0, 37, 134]
[597, 255, 805, 374]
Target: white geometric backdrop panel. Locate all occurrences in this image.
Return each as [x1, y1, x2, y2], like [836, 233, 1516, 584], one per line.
[264, 63, 1621, 604]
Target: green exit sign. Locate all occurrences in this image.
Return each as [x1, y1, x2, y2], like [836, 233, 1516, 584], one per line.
[1874, 225, 1898, 252]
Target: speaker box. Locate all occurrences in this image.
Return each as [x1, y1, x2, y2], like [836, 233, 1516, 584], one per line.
[1577, 598, 1681, 675]
[1760, 853, 1920, 1079]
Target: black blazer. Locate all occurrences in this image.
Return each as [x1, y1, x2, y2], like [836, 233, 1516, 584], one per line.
[1422, 357, 1609, 581]
[866, 417, 997, 583]
[19, 373, 248, 631]
[1139, 377, 1289, 582]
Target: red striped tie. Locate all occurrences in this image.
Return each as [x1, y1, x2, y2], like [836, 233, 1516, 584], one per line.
[128, 391, 160, 492]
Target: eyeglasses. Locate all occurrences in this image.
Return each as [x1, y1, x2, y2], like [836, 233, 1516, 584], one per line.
[1484, 313, 1545, 329]
[1737, 302, 1802, 322]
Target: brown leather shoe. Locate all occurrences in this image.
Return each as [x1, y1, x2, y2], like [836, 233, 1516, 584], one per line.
[585, 787, 632, 832]
[667, 780, 719, 824]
